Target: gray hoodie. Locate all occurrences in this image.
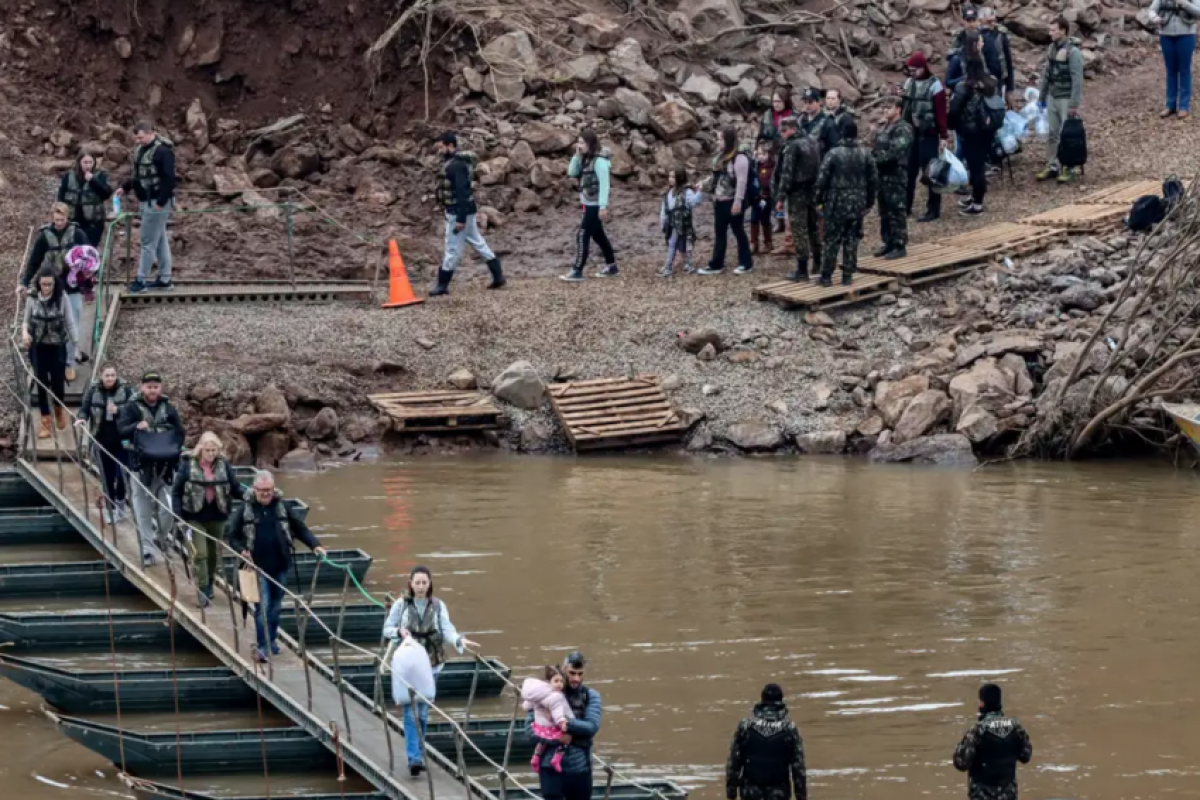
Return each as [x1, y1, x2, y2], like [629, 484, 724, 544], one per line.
[1151, 0, 1200, 36]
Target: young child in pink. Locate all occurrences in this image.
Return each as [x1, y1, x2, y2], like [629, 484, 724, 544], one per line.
[522, 666, 575, 772]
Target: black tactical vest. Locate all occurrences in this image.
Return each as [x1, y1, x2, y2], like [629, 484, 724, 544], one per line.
[742, 727, 793, 786]
[968, 717, 1021, 787]
[62, 172, 107, 224]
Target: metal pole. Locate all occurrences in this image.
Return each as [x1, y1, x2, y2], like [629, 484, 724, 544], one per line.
[123, 215, 133, 285]
[331, 570, 353, 741]
[456, 656, 482, 794]
[410, 686, 437, 800]
[224, 555, 240, 653]
[498, 693, 522, 800]
[296, 559, 320, 712]
[373, 635, 396, 775]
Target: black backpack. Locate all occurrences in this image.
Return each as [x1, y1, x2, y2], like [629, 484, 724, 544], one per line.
[1127, 195, 1165, 232]
[787, 136, 823, 190]
[1163, 175, 1185, 210]
[1057, 117, 1088, 169]
[974, 93, 1007, 135]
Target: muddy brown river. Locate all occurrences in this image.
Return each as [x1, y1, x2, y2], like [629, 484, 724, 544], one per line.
[3, 456, 1200, 799]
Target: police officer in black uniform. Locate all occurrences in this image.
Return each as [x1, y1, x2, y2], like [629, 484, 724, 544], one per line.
[726, 683, 807, 800]
[953, 683, 1033, 800]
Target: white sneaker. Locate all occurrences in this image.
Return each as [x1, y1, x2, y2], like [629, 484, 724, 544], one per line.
[734, 265, 754, 275]
[102, 508, 113, 525]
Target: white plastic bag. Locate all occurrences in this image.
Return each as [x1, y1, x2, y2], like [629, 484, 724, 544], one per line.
[926, 150, 969, 195]
[1021, 87, 1041, 121]
[1003, 110, 1028, 141]
[1000, 133, 1020, 155]
[391, 637, 437, 706]
[1033, 110, 1050, 141]
[943, 149, 969, 187]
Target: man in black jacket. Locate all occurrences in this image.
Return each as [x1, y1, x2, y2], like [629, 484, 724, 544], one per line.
[430, 131, 505, 297]
[116, 121, 176, 294]
[953, 683, 1033, 800]
[227, 470, 325, 663]
[117, 371, 184, 566]
[726, 683, 807, 800]
[979, 8, 1016, 103]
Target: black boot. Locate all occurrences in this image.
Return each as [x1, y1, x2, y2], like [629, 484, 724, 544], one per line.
[883, 246, 907, 260]
[819, 264, 833, 287]
[841, 269, 854, 286]
[785, 256, 809, 282]
[429, 269, 453, 297]
[485, 258, 506, 289]
[872, 244, 891, 258]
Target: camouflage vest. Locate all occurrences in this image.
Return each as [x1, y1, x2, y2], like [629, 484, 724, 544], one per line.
[1046, 41, 1078, 98]
[181, 456, 233, 516]
[239, 491, 292, 555]
[132, 137, 173, 197]
[28, 293, 69, 346]
[85, 381, 134, 433]
[580, 155, 607, 203]
[435, 152, 476, 210]
[403, 596, 447, 667]
[662, 190, 695, 244]
[62, 172, 107, 224]
[39, 223, 80, 276]
[873, 121, 912, 179]
[711, 145, 750, 200]
[903, 77, 938, 133]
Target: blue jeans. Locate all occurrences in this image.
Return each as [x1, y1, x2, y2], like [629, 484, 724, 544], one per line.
[1162, 34, 1196, 113]
[254, 569, 288, 651]
[137, 199, 174, 282]
[401, 663, 442, 765]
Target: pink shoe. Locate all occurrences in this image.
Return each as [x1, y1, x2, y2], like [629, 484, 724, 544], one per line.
[531, 754, 540, 774]
[550, 748, 565, 773]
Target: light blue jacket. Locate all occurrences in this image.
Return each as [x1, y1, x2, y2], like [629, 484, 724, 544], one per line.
[568, 153, 611, 208]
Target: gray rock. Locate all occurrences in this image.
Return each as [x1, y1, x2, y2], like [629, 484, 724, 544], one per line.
[649, 101, 700, 143]
[812, 381, 834, 410]
[713, 64, 754, 85]
[568, 13, 622, 49]
[491, 361, 547, 409]
[956, 404, 1001, 443]
[607, 38, 658, 92]
[521, 122, 575, 154]
[948, 358, 1015, 420]
[874, 374, 930, 427]
[729, 77, 760, 104]
[519, 419, 554, 452]
[676, 0, 745, 36]
[868, 433, 979, 467]
[726, 421, 784, 452]
[892, 390, 952, 445]
[1059, 283, 1106, 312]
[279, 448, 320, 472]
[677, 327, 724, 354]
[681, 74, 723, 105]
[306, 407, 339, 441]
[614, 87, 654, 127]
[556, 55, 604, 84]
[697, 343, 718, 361]
[508, 140, 536, 172]
[796, 430, 847, 454]
[447, 368, 477, 390]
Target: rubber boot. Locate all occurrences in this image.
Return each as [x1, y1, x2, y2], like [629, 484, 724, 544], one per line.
[750, 220, 761, 255]
[819, 260, 834, 287]
[428, 269, 454, 297]
[485, 258, 506, 289]
[785, 256, 809, 282]
[762, 221, 773, 253]
[841, 268, 854, 286]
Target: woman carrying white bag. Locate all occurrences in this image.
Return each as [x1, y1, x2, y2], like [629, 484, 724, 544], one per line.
[383, 565, 479, 778]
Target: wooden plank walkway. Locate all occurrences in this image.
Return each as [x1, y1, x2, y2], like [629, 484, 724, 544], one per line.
[18, 460, 499, 800]
[118, 281, 372, 306]
[367, 391, 504, 433]
[753, 274, 897, 310]
[1017, 203, 1127, 233]
[856, 242, 995, 285]
[1076, 178, 1188, 205]
[938, 222, 1068, 257]
[548, 377, 689, 451]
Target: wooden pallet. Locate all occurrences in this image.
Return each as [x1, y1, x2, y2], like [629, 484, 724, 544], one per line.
[1077, 179, 1188, 205]
[856, 242, 995, 285]
[367, 390, 504, 432]
[752, 274, 898, 310]
[938, 222, 1068, 257]
[1017, 203, 1127, 233]
[548, 377, 689, 452]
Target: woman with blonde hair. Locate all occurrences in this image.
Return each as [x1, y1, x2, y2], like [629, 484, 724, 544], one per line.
[171, 431, 239, 606]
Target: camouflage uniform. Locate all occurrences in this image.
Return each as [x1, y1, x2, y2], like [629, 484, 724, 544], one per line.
[814, 141, 878, 284]
[771, 131, 821, 263]
[725, 702, 806, 800]
[871, 118, 914, 254]
[952, 712, 1033, 800]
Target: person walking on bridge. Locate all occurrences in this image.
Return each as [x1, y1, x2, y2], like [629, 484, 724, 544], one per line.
[21, 267, 76, 439]
[726, 683, 807, 800]
[953, 683, 1033, 800]
[383, 565, 479, 777]
[228, 470, 325, 663]
[172, 431, 239, 608]
[528, 651, 602, 800]
[77, 364, 134, 523]
[117, 121, 175, 294]
[431, 131, 505, 296]
[57, 150, 114, 249]
[118, 371, 184, 567]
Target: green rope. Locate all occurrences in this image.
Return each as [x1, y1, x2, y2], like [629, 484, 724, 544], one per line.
[319, 554, 388, 608]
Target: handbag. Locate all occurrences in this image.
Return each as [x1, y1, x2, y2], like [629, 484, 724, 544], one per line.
[238, 563, 261, 604]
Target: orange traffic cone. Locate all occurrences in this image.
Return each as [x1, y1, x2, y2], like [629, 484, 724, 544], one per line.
[381, 239, 424, 308]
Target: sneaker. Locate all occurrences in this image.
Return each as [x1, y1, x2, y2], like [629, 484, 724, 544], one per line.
[102, 508, 113, 525]
[1056, 168, 1074, 184]
[958, 197, 974, 209]
[986, 165, 1001, 176]
[409, 763, 425, 778]
[253, 647, 270, 664]
[1036, 167, 1058, 182]
[594, 264, 619, 278]
[270, 641, 282, 656]
[656, 266, 674, 277]
[841, 273, 854, 286]
[197, 589, 211, 609]
[114, 502, 128, 522]
[64, 367, 76, 383]
[959, 203, 985, 216]
[141, 550, 157, 567]
[733, 265, 753, 275]
[696, 266, 725, 276]
[148, 278, 173, 290]
[559, 269, 584, 283]
[684, 263, 697, 274]
[127, 280, 147, 294]
[1162, 108, 1177, 118]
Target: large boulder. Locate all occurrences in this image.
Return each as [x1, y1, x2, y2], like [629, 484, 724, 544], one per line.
[998, 353, 1035, 396]
[555, 55, 604, 84]
[211, 166, 251, 199]
[868, 433, 979, 467]
[956, 405, 1001, 443]
[338, 123, 372, 154]
[483, 72, 525, 103]
[492, 361, 547, 409]
[306, 407, 340, 441]
[606, 143, 635, 178]
[956, 331, 1044, 368]
[676, 0, 745, 36]
[255, 430, 292, 469]
[279, 448, 319, 472]
[892, 390, 952, 445]
[521, 122, 575, 155]
[477, 157, 512, 186]
[874, 374, 929, 428]
[649, 101, 700, 143]
[608, 38, 658, 92]
[185, 99, 209, 151]
[614, 87, 654, 127]
[726, 421, 784, 452]
[796, 430, 847, 454]
[481, 30, 539, 78]
[569, 13, 622, 49]
[219, 429, 253, 466]
[1005, 9, 1054, 44]
[1059, 283, 1106, 312]
[508, 140, 536, 171]
[270, 145, 320, 180]
[230, 413, 288, 435]
[949, 358, 1015, 420]
[681, 73, 723, 104]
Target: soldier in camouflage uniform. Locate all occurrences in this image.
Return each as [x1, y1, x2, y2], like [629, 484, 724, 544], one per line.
[871, 97, 914, 260]
[726, 683, 806, 800]
[953, 684, 1033, 800]
[814, 116, 878, 286]
[772, 117, 822, 282]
